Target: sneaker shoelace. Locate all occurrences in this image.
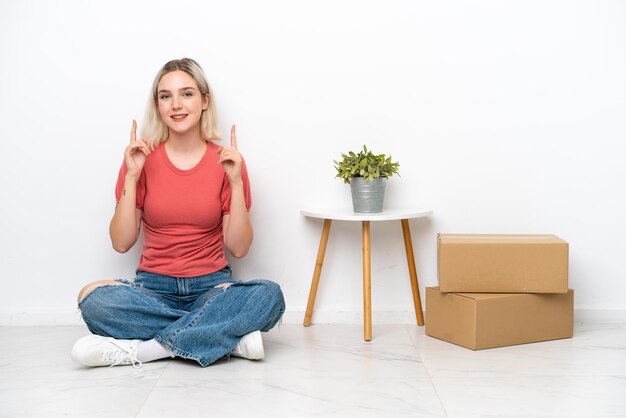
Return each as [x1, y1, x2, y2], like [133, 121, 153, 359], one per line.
[103, 338, 143, 369]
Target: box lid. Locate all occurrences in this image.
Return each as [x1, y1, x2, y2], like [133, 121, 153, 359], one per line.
[452, 292, 526, 301]
[430, 287, 523, 301]
[438, 234, 566, 245]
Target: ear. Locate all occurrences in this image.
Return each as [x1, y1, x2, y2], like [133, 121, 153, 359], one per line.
[202, 93, 210, 110]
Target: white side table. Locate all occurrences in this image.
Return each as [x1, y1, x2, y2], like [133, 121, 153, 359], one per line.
[301, 207, 433, 340]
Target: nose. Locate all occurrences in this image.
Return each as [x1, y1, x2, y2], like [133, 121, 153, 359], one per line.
[172, 95, 182, 109]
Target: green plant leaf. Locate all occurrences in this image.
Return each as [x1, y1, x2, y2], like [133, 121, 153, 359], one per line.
[334, 145, 400, 182]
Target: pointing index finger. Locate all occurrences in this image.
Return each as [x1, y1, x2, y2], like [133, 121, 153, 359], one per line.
[130, 119, 137, 144]
[230, 124, 238, 149]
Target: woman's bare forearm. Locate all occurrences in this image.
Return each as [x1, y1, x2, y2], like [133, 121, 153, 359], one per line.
[223, 179, 253, 258]
[109, 175, 141, 253]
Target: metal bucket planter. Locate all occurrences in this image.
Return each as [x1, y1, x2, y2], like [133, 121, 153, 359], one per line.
[350, 177, 387, 213]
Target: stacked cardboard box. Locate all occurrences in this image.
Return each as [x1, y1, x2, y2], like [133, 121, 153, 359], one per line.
[426, 234, 574, 350]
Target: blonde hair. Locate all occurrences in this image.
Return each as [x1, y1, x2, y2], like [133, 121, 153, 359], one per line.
[142, 58, 220, 147]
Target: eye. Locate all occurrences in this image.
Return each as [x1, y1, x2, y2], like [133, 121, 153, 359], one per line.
[159, 94, 170, 100]
[183, 91, 193, 97]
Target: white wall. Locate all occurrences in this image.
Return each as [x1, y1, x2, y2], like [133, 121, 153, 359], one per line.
[1, 0, 625, 325]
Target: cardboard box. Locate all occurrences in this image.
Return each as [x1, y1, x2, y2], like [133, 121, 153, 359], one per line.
[425, 286, 574, 350]
[438, 234, 569, 293]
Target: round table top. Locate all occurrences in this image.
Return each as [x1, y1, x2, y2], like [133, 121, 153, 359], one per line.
[300, 207, 433, 222]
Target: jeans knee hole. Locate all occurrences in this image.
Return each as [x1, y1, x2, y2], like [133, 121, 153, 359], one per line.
[78, 283, 127, 305]
[215, 282, 233, 290]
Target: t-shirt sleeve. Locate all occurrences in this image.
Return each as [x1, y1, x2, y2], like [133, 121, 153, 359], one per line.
[114, 161, 146, 209]
[220, 158, 252, 215]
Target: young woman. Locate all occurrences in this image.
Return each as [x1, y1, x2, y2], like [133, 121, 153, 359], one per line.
[71, 58, 285, 368]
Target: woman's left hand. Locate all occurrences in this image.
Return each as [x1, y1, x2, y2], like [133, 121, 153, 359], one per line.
[218, 124, 243, 183]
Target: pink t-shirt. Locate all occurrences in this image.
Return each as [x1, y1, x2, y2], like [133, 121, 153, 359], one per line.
[115, 141, 252, 277]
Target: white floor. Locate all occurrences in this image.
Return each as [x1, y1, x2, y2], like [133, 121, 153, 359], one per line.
[1, 323, 625, 418]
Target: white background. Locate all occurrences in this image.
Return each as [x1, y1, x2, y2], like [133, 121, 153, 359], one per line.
[1, 0, 624, 324]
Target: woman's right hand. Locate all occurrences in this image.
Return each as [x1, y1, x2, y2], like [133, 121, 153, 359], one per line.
[124, 120, 152, 180]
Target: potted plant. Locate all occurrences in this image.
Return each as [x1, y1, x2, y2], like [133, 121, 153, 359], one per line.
[334, 145, 400, 213]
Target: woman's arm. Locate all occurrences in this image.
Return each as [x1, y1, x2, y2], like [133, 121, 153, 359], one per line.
[220, 125, 253, 258]
[109, 120, 151, 253]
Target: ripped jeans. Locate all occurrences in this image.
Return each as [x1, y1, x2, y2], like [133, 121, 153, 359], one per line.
[78, 267, 285, 367]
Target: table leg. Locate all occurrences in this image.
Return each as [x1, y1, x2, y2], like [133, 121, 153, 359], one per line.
[362, 221, 372, 341]
[401, 219, 425, 326]
[304, 219, 332, 327]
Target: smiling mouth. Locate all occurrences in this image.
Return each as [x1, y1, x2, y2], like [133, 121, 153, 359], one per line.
[171, 114, 188, 121]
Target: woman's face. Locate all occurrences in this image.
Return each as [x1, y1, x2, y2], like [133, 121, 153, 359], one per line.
[157, 70, 209, 137]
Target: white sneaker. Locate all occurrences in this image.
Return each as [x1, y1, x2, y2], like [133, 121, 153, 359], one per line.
[71, 335, 142, 368]
[230, 330, 264, 360]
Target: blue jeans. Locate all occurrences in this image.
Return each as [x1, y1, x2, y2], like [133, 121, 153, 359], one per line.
[78, 268, 285, 367]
